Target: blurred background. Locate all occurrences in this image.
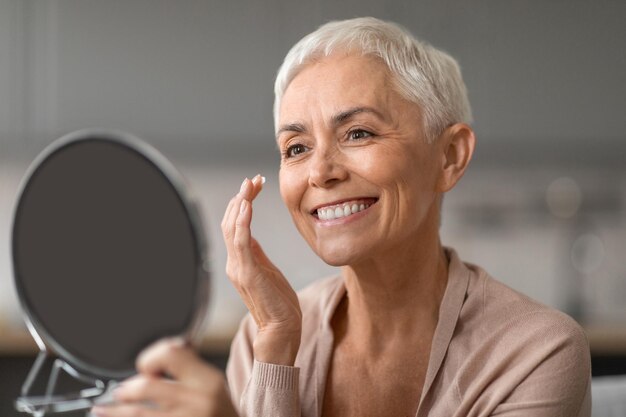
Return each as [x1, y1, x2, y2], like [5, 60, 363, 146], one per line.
[1, 0, 625, 414]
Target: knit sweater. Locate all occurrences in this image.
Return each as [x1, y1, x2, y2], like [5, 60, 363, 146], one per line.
[226, 248, 592, 417]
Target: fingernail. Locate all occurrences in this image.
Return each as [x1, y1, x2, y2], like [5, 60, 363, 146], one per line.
[252, 174, 266, 186]
[170, 336, 187, 348]
[239, 200, 248, 214]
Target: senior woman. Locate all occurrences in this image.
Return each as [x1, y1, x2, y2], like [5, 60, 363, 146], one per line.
[92, 17, 591, 417]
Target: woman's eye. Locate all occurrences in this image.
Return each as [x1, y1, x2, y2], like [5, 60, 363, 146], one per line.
[348, 129, 373, 140]
[285, 143, 307, 158]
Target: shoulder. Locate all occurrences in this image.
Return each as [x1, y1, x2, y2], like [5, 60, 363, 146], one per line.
[444, 248, 588, 352]
[466, 263, 588, 347]
[449, 260, 591, 413]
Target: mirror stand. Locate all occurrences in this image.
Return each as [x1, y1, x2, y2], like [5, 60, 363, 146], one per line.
[16, 349, 117, 416]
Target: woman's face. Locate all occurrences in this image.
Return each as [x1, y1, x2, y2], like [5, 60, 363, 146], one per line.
[277, 53, 444, 266]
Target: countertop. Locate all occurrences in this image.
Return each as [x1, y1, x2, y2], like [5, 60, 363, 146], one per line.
[2, 323, 626, 356]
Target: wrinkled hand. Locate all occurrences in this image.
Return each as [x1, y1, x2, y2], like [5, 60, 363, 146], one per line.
[221, 175, 302, 366]
[91, 338, 238, 417]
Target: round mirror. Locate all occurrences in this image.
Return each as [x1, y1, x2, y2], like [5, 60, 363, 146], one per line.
[12, 129, 210, 381]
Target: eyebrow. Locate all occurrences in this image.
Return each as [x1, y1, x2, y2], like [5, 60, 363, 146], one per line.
[276, 122, 306, 139]
[276, 106, 386, 140]
[332, 106, 386, 126]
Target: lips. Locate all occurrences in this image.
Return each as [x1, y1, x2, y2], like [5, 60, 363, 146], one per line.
[312, 198, 378, 221]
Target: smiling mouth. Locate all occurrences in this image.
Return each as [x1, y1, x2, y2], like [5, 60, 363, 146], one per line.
[312, 198, 378, 221]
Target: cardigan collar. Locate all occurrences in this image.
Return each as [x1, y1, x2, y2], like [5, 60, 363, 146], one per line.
[417, 248, 470, 412]
[314, 247, 471, 417]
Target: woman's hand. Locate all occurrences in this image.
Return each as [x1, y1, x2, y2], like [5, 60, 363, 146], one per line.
[91, 338, 238, 417]
[221, 175, 302, 366]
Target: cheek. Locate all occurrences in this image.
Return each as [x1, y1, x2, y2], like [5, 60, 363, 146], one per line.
[279, 167, 316, 242]
[357, 145, 439, 217]
[279, 167, 303, 213]
[354, 146, 415, 189]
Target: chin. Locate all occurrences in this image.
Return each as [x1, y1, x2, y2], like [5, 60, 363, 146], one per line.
[313, 241, 372, 267]
[319, 255, 350, 267]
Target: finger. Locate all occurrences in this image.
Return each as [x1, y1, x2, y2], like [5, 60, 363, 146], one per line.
[231, 177, 262, 265]
[221, 196, 241, 264]
[136, 338, 224, 388]
[231, 199, 266, 326]
[239, 174, 265, 203]
[221, 178, 250, 236]
[249, 174, 265, 201]
[220, 196, 238, 234]
[233, 198, 255, 269]
[227, 179, 253, 234]
[222, 178, 251, 260]
[238, 176, 254, 201]
[113, 376, 187, 410]
[224, 175, 263, 244]
[91, 403, 168, 417]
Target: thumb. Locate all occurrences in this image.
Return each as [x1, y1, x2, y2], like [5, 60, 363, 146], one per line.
[250, 238, 278, 269]
[136, 338, 222, 388]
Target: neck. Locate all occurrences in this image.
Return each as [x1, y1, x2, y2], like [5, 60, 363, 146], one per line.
[339, 236, 449, 344]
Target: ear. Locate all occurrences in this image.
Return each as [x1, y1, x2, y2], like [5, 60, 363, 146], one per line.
[436, 123, 476, 192]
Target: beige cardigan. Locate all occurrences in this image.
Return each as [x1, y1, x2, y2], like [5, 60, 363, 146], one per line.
[226, 249, 592, 417]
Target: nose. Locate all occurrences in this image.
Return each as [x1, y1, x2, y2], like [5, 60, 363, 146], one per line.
[308, 144, 348, 188]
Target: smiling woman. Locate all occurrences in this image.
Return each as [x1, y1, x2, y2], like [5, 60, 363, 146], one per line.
[93, 17, 591, 417]
[276, 53, 449, 268]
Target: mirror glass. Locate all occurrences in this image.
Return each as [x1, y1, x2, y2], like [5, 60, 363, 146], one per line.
[12, 132, 208, 380]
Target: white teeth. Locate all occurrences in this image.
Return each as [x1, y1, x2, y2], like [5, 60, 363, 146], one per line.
[316, 200, 373, 220]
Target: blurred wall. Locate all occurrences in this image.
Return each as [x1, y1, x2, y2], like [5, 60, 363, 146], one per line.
[1, 0, 625, 337]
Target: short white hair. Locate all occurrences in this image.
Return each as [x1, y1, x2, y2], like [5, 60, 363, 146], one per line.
[273, 17, 473, 143]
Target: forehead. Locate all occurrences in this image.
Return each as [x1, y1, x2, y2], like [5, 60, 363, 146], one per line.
[279, 53, 397, 122]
